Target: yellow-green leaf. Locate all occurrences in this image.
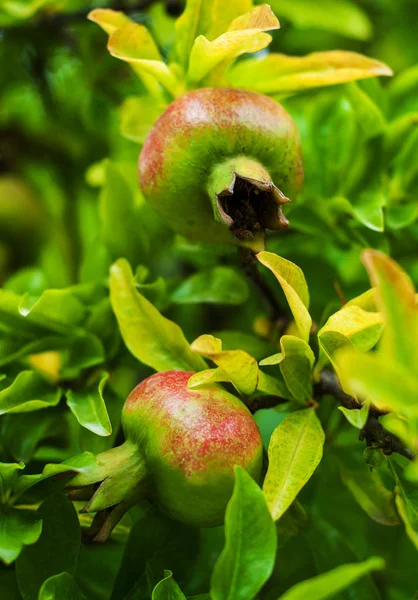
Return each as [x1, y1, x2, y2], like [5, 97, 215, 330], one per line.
[190, 334, 258, 396]
[88, 8, 131, 35]
[389, 460, 418, 551]
[362, 249, 418, 377]
[278, 557, 385, 600]
[187, 4, 279, 83]
[257, 252, 311, 342]
[336, 349, 418, 414]
[261, 336, 314, 404]
[263, 408, 324, 520]
[338, 404, 369, 429]
[228, 51, 392, 96]
[109, 259, 206, 373]
[317, 304, 383, 374]
[108, 23, 183, 97]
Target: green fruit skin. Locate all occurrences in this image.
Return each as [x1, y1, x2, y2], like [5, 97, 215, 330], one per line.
[122, 370, 263, 527]
[139, 87, 303, 247]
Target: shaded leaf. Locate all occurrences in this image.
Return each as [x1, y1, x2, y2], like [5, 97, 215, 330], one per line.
[16, 494, 80, 600]
[389, 460, 418, 550]
[0, 371, 61, 415]
[338, 404, 369, 429]
[38, 573, 86, 600]
[263, 408, 324, 520]
[110, 259, 206, 372]
[171, 266, 249, 305]
[211, 466, 276, 600]
[152, 570, 186, 599]
[120, 96, 166, 143]
[229, 51, 392, 96]
[257, 252, 311, 341]
[0, 506, 42, 565]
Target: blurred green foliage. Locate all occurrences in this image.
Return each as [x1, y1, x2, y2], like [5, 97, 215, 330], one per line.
[0, 1, 418, 599]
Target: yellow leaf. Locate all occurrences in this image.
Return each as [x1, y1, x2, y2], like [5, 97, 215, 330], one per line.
[228, 3, 280, 32]
[228, 50, 393, 95]
[88, 8, 131, 35]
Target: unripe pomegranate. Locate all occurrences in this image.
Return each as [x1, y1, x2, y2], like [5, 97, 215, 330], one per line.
[68, 371, 263, 540]
[139, 88, 303, 251]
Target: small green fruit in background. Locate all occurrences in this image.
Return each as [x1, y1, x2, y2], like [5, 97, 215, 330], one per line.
[68, 370, 263, 540]
[139, 88, 303, 252]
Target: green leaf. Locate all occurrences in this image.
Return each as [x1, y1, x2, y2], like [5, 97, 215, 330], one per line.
[175, 0, 211, 69]
[211, 466, 277, 600]
[268, 0, 372, 40]
[346, 82, 386, 139]
[108, 23, 183, 97]
[350, 190, 385, 232]
[38, 573, 86, 600]
[110, 258, 206, 372]
[256, 252, 312, 342]
[338, 404, 369, 429]
[0, 371, 61, 415]
[317, 304, 383, 374]
[120, 96, 166, 143]
[362, 249, 418, 376]
[0, 506, 42, 565]
[228, 51, 392, 96]
[152, 570, 187, 599]
[16, 494, 81, 600]
[187, 5, 280, 83]
[190, 335, 258, 396]
[66, 372, 112, 437]
[278, 557, 385, 600]
[263, 408, 325, 520]
[389, 460, 418, 551]
[171, 266, 249, 305]
[100, 161, 149, 266]
[261, 336, 314, 404]
[19, 290, 86, 333]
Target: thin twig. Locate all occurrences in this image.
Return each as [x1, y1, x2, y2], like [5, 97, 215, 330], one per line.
[247, 394, 288, 414]
[314, 369, 415, 461]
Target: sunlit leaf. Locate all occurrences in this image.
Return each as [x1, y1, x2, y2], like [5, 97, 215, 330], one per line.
[338, 404, 369, 429]
[0, 507, 42, 565]
[87, 8, 131, 35]
[263, 408, 324, 520]
[188, 5, 279, 83]
[108, 23, 183, 97]
[228, 51, 392, 96]
[110, 259, 206, 372]
[190, 334, 258, 396]
[211, 466, 276, 600]
[261, 336, 314, 404]
[362, 249, 418, 376]
[278, 557, 385, 600]
[0, 371, 61, 415]
[257, 252, 311, 341]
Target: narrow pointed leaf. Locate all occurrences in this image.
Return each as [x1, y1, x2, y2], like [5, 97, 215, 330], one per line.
[88, 8, 130, 35]
[278, 557, 385, 600]
[257, 252, 311, 341]
[389, 460, 418, 551]
[263, 408, 324, 520]
[229, 51, 392, 96]
[211, 467, 277, 600]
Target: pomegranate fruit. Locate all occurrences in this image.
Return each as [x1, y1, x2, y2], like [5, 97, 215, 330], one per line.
[139, 88, 303, 251]
[68, 370, 263, 540]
